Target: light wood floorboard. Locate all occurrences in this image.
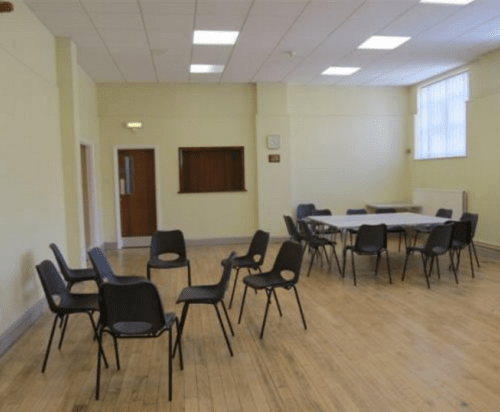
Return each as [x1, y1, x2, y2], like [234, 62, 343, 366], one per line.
[1, 240, 500, 411]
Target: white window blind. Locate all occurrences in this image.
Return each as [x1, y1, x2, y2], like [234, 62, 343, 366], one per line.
[415, 72, 469, 160]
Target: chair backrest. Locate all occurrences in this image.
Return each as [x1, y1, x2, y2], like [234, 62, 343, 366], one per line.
[36, 260, 70, 313]
[271, 241, 304, 283]
[284, 215, 302, 242]
[246, 230, 270, 265]
[376, 207, 397, 214]
[214, 251, 237, 300]
[150, 230, 187, 260]
[451, 220, 472, 247]
[346, 208, 367, 215]
[49, 243, 72, 282]
[436, 208, 453, 219]
[424, 224, 454, 254]
[354, 224, 387, 252]
[460, 212, 479, 237]
[298, 220, 315, 243]
[99, 280, 166, 335]
[88, 247, 117, 285]
[313, 209, 332, 216]
[296, 204, 316, 221]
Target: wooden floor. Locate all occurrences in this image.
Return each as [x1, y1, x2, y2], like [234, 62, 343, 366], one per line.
[1, 239, 500, 411]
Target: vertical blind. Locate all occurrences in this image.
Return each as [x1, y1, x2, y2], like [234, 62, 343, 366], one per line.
[415, 72, 469, 160]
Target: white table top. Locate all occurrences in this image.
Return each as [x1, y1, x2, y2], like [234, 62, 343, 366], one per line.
[308, 212, 452, 230]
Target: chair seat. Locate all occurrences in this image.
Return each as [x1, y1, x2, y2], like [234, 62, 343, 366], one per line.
[58, 292, 100, 313]
[346, 245, 382, 255]
[66, 267, 97, 282]
[242, 272, 293, 290]
[148, 257, 189, 269]
[222, 255, 259, 270]
[176, 284, 220, 303]
[407, 245, 448, 257]
[111, 313, 176, 336]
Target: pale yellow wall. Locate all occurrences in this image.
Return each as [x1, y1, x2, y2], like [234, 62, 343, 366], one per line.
[0, 2, 66, 335]
[287, 85, 411, 215]
[97, 84, 258, 241]
[409, 48, 500, 246]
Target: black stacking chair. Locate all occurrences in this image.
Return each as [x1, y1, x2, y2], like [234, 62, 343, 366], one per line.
[88, 247, 145, 285]
[36, 260, 107, 373]
[173, 252, 236, 357]
[412, 208, 452, 246]
[346, 208, 368, 245]
[376, 207, 407, 251]
[296, 203, 316, 221]
[95, 280, 182, 401]
[449, 220, 475, 278]
[147, 230, 191, 285]
[342, 224, 391, 286]
[284, 215, 306, 244]
[311, 209, 339, 241]
[238, 241, 306, 339]
[223, 230, 270, 309]
[300, 220, 341, 276]
[49, 243, 97, 289]
[460, 212, 480, 268]
[402, 223, 456, 289]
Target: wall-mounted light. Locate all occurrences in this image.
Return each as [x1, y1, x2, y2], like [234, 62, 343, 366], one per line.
[125, 122, 143, 132]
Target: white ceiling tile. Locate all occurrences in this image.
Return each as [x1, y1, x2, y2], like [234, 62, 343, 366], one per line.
[191, 45, 233, 64]
[196, 2, 251, 16]
[89, 12, 144, 29]
[143, 14, 193, 31]
[81, 2, 140, 13]
[194, 14, 247, 31]
[31, 10, 94, 32]
[99, 29, 150, 52]
[139, 1, 195, 15]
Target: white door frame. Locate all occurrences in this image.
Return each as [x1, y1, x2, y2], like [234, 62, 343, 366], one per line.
[79, 140, 101, 261]
[113, 145, 162, 249]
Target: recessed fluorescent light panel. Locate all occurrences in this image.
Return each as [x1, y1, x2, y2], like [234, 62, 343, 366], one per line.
[358, 36, 411, 50]
[190, 64, 225, 74]
[322, 67, 360, 76]
[193, 30, 239, 45]
[420, 0, 476, 4]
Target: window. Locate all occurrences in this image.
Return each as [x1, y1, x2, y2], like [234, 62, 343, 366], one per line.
[415, 72, 469, 160]
[178, 147, 245, 193]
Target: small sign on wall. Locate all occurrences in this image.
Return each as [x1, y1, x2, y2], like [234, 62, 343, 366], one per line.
[268, 154, 280, 163]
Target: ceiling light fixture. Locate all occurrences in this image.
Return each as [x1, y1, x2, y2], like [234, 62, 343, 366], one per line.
[322, 67, 360, 76]
[193, 30, 239, 45]
[420, 0, 476, 4]
[190, 64, 225, 74]
[358, 35, 411, 50]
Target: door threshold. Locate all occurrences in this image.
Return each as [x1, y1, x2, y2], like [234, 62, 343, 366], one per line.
[122, 236, 151, 248]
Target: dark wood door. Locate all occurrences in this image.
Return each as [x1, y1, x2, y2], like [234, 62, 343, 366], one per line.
[119, 149, 157, 237]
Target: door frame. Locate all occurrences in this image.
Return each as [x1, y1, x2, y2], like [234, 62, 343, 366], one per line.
[113, 145, 162, 249]
[80, 140, 101, 261]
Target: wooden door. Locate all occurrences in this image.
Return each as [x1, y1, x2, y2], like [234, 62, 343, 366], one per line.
[118, 149, 157, 240]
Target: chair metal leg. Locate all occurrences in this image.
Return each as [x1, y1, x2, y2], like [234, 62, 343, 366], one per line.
[228, 268, 241, 309]
[351, 249, 357, 286]
[413, 231, 419, 247]
[329, 246, 341, 273]
[423, 255, 431, 289]
[436, 256, 441, 279]
[168, 327, 172, 401]
[272, 289, 283, 317]
[175, 317, 183, 370]
[401, 251, 411, 281]
[307, 249, 317, 276]
[173, 303, 189, 358]
[58, 314, 70, 350]
[238, 285, 249, 324]
[87, 313, 108, 369]
[147, 264, 151, 281]
[449, 252, 459, 284]
[293, 286, 307, 330]
[220, 300, 234, 336]
[96, 332, 102, 400]
[113, 335, 120, 370]
[41, 315, 59, 373]
[260, 290, 273, 339]
[187, 262, 192, 286]
[374, 253, 380, 277]
[471, 241, 480, 267]
[213, 304, 233, 356]
[342, 248, 347, 277]
[468, 244, 475, 278]
[385, 250, 392, 284]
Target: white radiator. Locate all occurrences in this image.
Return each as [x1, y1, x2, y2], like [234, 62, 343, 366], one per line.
[413, 188, 467, 219]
